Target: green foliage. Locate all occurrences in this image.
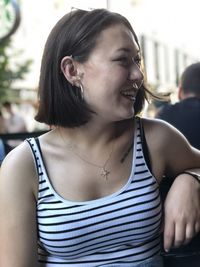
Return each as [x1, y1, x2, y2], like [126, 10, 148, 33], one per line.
[1, 0, 13, 23]
[0, 38, 32, 103]
[4, 0, 10, 5]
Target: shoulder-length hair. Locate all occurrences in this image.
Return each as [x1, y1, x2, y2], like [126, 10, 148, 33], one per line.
[35, 8, 153, 127]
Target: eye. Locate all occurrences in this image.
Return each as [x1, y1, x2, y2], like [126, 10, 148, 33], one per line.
[115, 57, 130, 66]
[134, 57, 142, 67]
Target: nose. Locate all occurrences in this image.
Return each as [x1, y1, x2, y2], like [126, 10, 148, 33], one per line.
[128, 61, 144, 89]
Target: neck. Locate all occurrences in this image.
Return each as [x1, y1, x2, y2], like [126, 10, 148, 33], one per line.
[180, 92, 198, 100]
[58, 118, 134, 148]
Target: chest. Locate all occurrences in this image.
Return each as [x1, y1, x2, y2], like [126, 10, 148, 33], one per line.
[37, 170, 162, 258]
[42, 147, 133, 202]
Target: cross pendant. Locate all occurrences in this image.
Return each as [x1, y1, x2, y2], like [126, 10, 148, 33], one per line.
[101, 167, 110, 180]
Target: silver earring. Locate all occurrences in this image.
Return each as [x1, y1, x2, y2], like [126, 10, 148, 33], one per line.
[133, 79, 143, 90]
[133, 82, 139, 89]
[80, 84, 84, 100]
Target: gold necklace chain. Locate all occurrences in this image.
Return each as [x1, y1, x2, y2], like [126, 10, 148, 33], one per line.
[68, 142, 114, 180]
[59, 130, 115, 180]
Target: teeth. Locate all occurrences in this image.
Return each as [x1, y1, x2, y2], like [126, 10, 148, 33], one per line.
[121, 91, 136, 101]
[129, 96, 136, 101]
[122, 92, 134, 96]
[123, 92, 130, 96]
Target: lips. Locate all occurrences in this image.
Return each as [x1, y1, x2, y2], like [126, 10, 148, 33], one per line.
[120, 90, 136, 101]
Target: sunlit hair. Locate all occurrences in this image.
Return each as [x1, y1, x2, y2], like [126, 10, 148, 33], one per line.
[35, 8, 155, 127]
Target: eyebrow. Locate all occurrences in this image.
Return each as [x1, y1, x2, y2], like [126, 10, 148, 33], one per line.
[116, 48, 140, 54]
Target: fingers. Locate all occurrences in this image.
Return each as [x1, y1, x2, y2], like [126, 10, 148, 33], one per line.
[173, 222, 186, 248]
[183, 224, 195, 245]
[195, 221, 200, 234]
[164, 221, 188, 251]
[164, 221, 198, 252]
[163, 220, 175, 252]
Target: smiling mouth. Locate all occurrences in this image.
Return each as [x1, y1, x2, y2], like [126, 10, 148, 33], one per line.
[120, 91, 136, 102]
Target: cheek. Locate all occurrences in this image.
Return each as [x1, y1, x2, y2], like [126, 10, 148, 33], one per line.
[83, 64, 106, 84]
[83, 64, 129, 99]
[104, 64, 129, 83]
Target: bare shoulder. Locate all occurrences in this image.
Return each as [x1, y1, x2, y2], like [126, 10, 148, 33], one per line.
[141, 117, 187, 147]
[142, 117, 177, 134]
[141, 117, 200, 175]
[0, 140, 37, 198]
[0, 141, 39, 266]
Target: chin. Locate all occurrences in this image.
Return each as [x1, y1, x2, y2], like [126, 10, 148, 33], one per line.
[125, 108, 135, 118]
[125, 114, 135, 120]
[117, 110, 135, 121]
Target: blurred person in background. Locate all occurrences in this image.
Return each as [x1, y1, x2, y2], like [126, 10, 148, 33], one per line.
[0, 111, 5, 134]
[0, 110, 6, 165]
[0, 110, 12, 165]
[0, 109, 6, 134]
[2, 101, 28, 148]
[156, 62, 200, 150]
[2, 101, 27, 134]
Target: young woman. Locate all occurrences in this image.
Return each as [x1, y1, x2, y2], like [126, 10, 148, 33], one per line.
[0, 9, 200, 267]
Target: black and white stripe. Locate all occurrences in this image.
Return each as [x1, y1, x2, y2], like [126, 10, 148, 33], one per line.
[27, 118, 162, 266]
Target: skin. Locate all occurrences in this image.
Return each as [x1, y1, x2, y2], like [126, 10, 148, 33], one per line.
[0, 23, 200, 266]
[178, 85, 197, 100]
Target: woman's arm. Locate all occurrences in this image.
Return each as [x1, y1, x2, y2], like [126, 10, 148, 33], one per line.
[164, 170, 200, 252]
[0, 142, 38, 267]
[143, 118, 200, 252]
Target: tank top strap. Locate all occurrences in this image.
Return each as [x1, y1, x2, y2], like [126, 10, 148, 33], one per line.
[134, 116, 143, 153]
[132, 117, 151, 182]
[26, 137, 46, 184]
[135, 116, 152, 172]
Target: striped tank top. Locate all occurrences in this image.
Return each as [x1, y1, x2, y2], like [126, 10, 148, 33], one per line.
[27, 119, 162, 266]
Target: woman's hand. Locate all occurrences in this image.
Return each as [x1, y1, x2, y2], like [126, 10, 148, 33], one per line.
[142, 119, 200, 252]
[163, 172, 200, 252]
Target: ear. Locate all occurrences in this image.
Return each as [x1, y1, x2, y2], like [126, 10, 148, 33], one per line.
[60, 56, 81, 86]
[178, 85, 184, 100]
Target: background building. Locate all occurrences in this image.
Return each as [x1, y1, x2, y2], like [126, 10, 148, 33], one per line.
[5, 0, 200, 106]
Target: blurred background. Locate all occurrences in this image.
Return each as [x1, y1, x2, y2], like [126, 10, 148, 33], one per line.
[0, 0, 200, 133]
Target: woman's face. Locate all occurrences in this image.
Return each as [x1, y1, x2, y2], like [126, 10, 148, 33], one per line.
[79, 23, 144, 122]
